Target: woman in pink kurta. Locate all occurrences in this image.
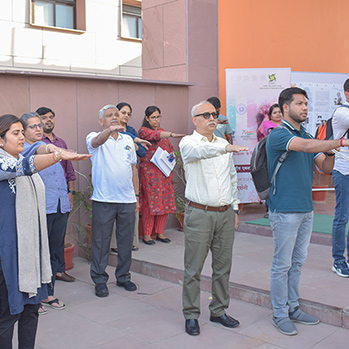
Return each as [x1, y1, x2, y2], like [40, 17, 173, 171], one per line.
[262, 104, 283, 137]
[138, 106, 185, 245]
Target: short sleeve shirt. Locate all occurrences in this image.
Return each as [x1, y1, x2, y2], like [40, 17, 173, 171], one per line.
[266, 121, 320, 213]
[214, 114, 233, 139]
[86, 132, 137, 203]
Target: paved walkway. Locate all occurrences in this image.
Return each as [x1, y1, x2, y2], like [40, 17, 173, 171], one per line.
[27, 208, 349, 349]
[28, 257, 347, 349]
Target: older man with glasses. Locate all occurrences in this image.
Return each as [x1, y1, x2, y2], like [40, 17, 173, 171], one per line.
[179, 100, 248, 336]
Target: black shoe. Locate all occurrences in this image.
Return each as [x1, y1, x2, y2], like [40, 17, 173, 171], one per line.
[185, 319, 200, 336]
[132, 245, 139, 251]
[210, 313, 240, 328]
[142, 238, 155, 245]
[95, 283, 109, 297]
[110, 248, 118, 254]
[116, 280, 137, 292]
[156, 235, 171, 243]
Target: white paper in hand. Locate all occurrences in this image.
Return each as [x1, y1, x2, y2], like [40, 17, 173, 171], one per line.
[150, 147, 176, 177]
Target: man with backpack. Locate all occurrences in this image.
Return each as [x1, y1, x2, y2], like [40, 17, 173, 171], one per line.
[331, 78, 349, 277]
[266, 87, 349, 336]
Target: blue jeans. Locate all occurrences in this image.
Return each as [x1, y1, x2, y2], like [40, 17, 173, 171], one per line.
[332, 170, 349, 264]
[269, 211, 313, 318]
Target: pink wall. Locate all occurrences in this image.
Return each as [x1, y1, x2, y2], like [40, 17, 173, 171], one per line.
[142, 0, 219, 133]
[0, 73, 189, 253]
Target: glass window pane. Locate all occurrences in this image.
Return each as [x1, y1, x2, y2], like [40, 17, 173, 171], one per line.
[56, 4, 74, 29]
[123, 15, 138, 38]
[35, 1, 54, 26]
[138, 17, 142, 39]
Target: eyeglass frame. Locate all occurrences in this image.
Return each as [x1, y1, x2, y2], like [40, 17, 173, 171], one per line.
[194, 112, 219, 120]
[27, 123, 44, 130]
[148, 115, 162, 120]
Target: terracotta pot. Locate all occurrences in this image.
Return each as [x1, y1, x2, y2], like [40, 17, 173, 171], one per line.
[312, 185, 328, 203]
[64, 242, 75, 271]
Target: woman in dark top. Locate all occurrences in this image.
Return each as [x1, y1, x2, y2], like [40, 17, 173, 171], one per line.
[0, 114, 90, 349]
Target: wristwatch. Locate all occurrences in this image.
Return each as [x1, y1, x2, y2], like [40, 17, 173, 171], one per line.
[233, 210, 240, 215]
[68, 190, 76, 195]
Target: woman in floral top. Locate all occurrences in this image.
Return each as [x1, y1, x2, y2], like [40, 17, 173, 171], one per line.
[138, 106, 185, 245]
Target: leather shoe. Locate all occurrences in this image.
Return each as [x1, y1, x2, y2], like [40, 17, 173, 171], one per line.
[56, 272, 75, 282]
[142, 238, 155, 245]
[95, 283, 109, 297]
[116, 280, 137, 292]
[156, 235, 171, 243]
[210, 313, 240, 328]
[185, 319, 200, 336]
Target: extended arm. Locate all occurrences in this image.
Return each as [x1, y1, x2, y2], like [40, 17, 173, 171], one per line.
[288, 137, 349, 153]
[91, 125, 124, 148]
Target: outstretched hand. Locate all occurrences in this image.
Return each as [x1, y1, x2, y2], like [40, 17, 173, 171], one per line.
[225, 144, 249, 153]
[57, 150, 91, 162]
[134, 137, 152, 150]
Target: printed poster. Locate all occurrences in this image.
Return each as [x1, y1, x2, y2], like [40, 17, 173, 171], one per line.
[291, 72, 348, 136]
[226, 68, 291, 203]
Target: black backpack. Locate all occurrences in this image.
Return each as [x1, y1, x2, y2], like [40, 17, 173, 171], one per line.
[250, 125, 292, 200]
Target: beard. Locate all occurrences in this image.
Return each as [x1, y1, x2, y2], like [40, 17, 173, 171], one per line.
[43, 125, 54, 133]
[288, 108, 307, 124]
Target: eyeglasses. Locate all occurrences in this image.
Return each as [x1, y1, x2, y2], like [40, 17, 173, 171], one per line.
[149, 115, 162, 120]
[27, 123, 44, 130]
[41, 114, 55, 120]
[194, 112, 219, 119]
[120, 110, 131, 117]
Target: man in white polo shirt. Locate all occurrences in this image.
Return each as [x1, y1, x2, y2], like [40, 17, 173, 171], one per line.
[86, 104, 139, 297]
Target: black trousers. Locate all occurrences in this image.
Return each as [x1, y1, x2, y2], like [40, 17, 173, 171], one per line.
[0, 263, 40, 349]
[46, 208, 69, 296]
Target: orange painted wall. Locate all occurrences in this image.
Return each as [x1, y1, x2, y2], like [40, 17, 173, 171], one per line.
[218, 0, 349, 114]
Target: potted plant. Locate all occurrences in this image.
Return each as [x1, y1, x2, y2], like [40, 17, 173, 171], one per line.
[173, 151, 186, 230]
[67, 169, 93, 262]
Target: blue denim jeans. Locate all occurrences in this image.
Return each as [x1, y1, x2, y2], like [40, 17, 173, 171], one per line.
[269, 211, 313, 318]
[332, 170, 349, 264]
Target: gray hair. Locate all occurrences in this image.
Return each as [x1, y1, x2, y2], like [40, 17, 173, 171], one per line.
[99, 104, 118, 120]
[20, 112, 41, 127]
[191, 100, 213, 118]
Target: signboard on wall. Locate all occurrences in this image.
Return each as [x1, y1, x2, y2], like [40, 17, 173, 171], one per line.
[226, 68, 291, 203]
[291, 72, 348, 136]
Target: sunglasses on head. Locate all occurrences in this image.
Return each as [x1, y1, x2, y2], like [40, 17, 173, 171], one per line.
[194, 112, 218, 120]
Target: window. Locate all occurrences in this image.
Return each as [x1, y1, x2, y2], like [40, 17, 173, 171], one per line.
[32, 0, 76, 30]
[122, 1, 142, 40]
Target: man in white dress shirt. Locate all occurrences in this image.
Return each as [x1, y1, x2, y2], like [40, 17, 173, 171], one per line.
[179, 100, 248, 336]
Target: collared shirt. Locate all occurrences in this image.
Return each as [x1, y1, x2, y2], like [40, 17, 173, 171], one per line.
[332, 102, 349, 175]
[42, 133, 76, 182]
[22, 142, 71, 214]
[266, 120, 320, 213]
[214, 114, 233, 139]
[179, 130, 239, 208]
[86, 132, 137, 203]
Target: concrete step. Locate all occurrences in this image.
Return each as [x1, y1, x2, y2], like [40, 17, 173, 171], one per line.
[108, 227, 349, 330]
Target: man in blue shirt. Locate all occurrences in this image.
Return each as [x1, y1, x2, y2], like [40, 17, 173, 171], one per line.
[207, 97, 233, 144]
[266, 87, 349, 336]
